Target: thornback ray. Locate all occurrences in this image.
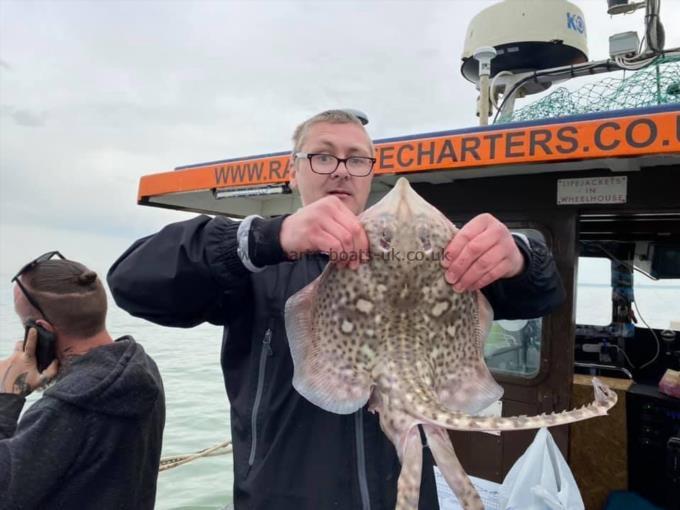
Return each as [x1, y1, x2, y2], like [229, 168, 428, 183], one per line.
[285, 177, 617, 510]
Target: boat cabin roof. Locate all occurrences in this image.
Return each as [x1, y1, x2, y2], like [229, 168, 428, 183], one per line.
[137, 104, 679, 218]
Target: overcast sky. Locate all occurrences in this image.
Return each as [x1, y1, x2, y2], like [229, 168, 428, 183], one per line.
[1, 0, 679, 275]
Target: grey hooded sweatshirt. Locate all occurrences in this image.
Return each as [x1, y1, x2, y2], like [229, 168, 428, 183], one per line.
[0, 336, 165, 510]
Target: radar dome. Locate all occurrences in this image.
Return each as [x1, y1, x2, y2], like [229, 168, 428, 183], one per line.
[461, 0, 588, 94]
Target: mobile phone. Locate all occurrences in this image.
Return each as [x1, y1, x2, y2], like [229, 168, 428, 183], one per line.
[23, 319, 57, 372]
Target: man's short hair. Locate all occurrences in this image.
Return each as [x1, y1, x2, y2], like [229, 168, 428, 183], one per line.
[292, 109, 373, 153]
[21, 260, 107, 338]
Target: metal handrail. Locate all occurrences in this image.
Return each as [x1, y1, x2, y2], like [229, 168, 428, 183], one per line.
[574, 361, 633, 380]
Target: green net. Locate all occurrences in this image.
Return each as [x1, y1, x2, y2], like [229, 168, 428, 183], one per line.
[498, 56, 680, 124]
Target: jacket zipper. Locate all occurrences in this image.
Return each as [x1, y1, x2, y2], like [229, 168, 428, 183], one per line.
[248, 327, 273, 467]
[355, 410, 371, 510]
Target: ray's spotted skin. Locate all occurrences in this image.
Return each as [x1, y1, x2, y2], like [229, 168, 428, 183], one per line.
[285, 177, 617, 510]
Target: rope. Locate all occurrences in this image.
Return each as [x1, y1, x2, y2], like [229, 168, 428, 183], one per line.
[159, 440, 232, 472]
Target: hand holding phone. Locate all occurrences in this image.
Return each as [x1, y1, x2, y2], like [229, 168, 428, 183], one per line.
[0, 327, 59, 396]
[23, 319, 57, 373]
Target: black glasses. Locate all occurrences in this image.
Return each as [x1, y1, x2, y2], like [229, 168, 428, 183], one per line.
[11, 251, 66, 323]
[295, 152, 376, 177]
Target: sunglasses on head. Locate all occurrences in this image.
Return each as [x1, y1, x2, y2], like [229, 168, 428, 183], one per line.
[11, 251, 66, 323]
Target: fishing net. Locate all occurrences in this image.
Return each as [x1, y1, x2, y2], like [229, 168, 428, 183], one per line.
[498, 56, 680, 123]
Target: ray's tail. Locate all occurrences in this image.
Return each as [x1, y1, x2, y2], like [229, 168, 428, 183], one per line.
[423, 425, 483, 510]
[395, 427, 424, 510]
[412, 377, 617, 432]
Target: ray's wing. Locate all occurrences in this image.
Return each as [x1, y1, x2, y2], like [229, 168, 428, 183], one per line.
[285, 265, 379, 414]
[426, 283, 503, 414]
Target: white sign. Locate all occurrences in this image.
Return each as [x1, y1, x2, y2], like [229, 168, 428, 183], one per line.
[557, 176, 627, 205]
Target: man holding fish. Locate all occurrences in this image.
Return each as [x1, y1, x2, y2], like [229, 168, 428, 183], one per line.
[108, 110, 565, 510]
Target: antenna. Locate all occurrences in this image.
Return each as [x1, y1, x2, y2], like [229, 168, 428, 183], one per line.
[473, 46, 497, 126]
[607, 0, 646, 15]
[460, 0, 676, 123]
[460, 0, 588, 121]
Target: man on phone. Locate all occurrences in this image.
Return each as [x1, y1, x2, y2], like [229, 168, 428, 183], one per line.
[0, 253, 165, 509]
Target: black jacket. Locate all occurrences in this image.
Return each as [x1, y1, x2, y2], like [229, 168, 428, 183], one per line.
[107, 214, 565, 510]
[0, 336, 165, 510]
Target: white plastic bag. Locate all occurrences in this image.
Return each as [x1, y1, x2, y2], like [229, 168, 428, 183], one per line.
[499, 427, 585, 510]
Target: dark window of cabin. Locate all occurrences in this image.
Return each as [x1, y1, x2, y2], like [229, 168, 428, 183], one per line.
[484, 228, 545, 378]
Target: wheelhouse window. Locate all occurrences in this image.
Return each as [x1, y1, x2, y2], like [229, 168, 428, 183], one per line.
[576, 257, 613, 327]
[484, 228, 546, 378]
[633, 276, 680, 330]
